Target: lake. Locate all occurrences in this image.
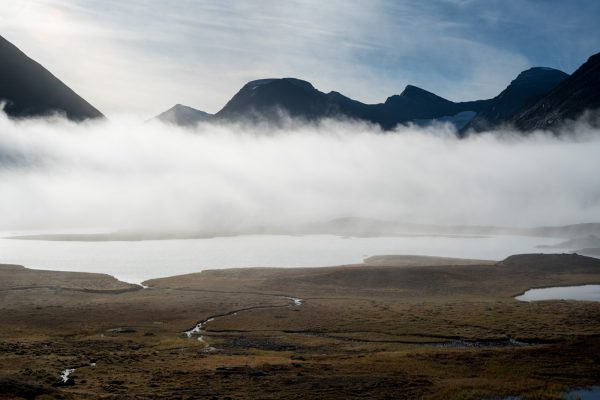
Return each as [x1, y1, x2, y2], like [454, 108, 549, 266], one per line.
[0, 232, 566, 284]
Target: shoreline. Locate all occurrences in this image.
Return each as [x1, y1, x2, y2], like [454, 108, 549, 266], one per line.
[0, 233, 570, 284]
[1, 254, 501, 287]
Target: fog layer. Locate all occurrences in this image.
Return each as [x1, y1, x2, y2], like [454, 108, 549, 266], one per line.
[1, 113, 599, 232]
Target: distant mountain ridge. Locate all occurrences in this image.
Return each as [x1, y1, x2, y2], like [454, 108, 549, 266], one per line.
[157, 51, 600, 132]
[1, 32, 596, 131]
[159, 78, 491, 130]
[0, 35, 103, 121]
[155, 62, 594, 132]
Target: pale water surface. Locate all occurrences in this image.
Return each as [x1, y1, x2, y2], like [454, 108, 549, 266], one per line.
[516, 285, 600, 302]
[563, 387, 600, 400]
[0, 232, 565, 284]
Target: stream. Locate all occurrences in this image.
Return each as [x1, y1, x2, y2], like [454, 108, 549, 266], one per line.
[184, 296, 304, 350]
[59, 368, 75, 384]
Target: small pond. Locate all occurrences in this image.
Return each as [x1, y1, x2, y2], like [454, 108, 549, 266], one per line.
[564, 386, 600, 400]
[516, 285, 600, 302]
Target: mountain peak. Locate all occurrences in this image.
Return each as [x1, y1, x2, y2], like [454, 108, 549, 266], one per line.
[168, 103, 206, 113]
[399, 85, 435, 98]
[509, 67, 568, 87]
[0, 34, 103, 121]
[513, 51, 600, 131]
[243, 78, 278, 89]
[385, 85, 449, 106]
[465, 66, 569, 131]
[215, 77, 326, 122]
[155, 104, 211, 126]
[242, 78, 315, 92]
[587, 51, 600, 64]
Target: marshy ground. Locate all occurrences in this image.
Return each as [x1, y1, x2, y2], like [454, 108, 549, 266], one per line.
[1, 254, 599, 399]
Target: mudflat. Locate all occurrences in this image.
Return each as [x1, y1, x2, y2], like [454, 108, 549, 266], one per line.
[1, 254, 599, 399]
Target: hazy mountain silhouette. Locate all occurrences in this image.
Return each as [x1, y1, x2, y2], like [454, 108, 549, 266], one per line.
[155, 104, 212, 126]
[0, 35, 103, 121]
[512, 52, 600, 131]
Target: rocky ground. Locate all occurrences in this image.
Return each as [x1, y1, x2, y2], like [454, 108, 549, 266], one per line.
[1, 254, 599, 399]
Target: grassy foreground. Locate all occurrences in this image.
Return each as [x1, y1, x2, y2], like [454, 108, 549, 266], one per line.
[1, 254, 599, 399]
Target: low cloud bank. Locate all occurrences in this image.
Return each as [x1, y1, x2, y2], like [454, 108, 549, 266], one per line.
[0, 113, 599, 232]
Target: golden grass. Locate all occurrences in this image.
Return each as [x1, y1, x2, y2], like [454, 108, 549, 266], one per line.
[1, 254, 599, 398]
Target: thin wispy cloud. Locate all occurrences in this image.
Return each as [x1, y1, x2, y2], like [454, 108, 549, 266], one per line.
[1, 0, 598, 117]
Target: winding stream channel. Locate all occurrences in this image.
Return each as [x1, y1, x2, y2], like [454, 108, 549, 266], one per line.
[181, 294, 538, 350]
[184, 296, 304, 350]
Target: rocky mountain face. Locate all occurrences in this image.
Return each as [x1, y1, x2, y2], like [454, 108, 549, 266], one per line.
[467, 67, 569, 131]
[0, 35, 103, 121]
[512, 52, 600, 131]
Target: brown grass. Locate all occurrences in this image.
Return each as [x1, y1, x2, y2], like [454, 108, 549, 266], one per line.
[1, 253, 599, 399]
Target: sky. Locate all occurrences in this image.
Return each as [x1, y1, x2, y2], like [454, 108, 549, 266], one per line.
[1, 0, 599, 117]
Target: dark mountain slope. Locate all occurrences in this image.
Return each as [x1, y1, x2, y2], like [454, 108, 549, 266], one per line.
[338, 86, 488, 130]
[214, 78, 335, 123]
[0, 35, 103, 121]
[512, 52, 600, 131]
[467, 67, 568, 131]
[384, 85, 487, 121]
